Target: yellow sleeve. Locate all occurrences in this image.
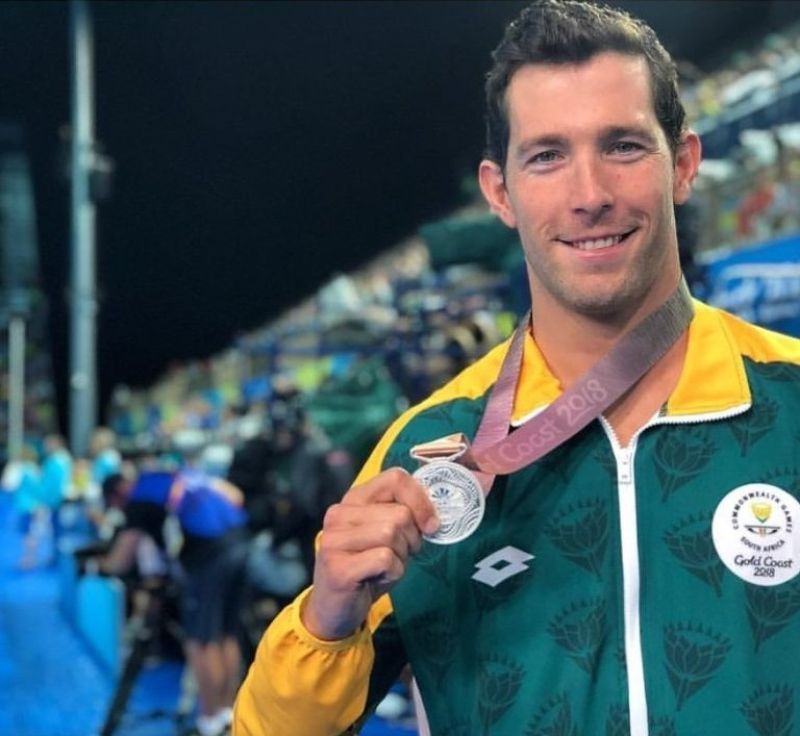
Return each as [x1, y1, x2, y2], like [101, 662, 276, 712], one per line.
[233, 587, 394, 736]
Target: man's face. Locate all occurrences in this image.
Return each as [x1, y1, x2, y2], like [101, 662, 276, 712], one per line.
[480, 52, 699, 320]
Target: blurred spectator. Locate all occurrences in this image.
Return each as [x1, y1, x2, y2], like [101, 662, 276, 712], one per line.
[737, 167, 776, 239]
[0, 444, 41, 567]
[226, 415, 272, 533]
[97, 470, 171, 583]
[90, 426, 122, 487]
[34, 434, 72, 565]
[70, 458, 95, 502]
[675, 199, 707, 294]
[171, 445, 249, 736]
[252, 392, 354, 582]
[87, 469, 183, 729]
[39, 434, 72, 508]
[769, 131, 800, 234]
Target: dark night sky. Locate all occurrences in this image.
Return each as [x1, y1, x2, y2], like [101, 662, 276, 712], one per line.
[1, 1, 800, 427]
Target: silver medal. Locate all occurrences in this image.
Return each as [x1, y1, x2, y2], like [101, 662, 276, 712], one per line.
[413, 460, 485, 544]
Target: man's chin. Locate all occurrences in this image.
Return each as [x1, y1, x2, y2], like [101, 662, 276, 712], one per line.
[556, 285, 644, 320]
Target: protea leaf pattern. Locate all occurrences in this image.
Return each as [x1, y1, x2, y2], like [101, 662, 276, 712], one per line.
[740, 684, 794, 736]
[654, 427, 716, 502]
[409, 610, 455, 688]
[593, 444, 618, 480]
[544, 498, 608, 580]
[605, 706, 675, 736]
[439, 720, 472, 736]
[605, 704, 629, 736]
[413, 541, 450, 585]
[761, 466, 800, 496]
[664, 622, 731, 710]
[746, 581, 800, 651]
[547, 598, 607, 676]
[728, 395, 779, 457]
[663, 513, 725, 596]
[649, 716, 677, 736]
[424, 403, 458, 427]
[477, 653, 525, 735]
[526, 693, 577, 736]
[749, 361, 800, 383]
[538, 442, 582, 486]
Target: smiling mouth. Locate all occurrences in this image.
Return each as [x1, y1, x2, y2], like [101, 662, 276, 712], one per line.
[560, 229, 637, 251]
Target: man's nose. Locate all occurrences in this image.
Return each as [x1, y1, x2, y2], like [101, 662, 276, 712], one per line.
[569, 156, 614, 220]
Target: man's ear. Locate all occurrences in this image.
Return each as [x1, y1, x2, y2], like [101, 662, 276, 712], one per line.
[478, 159, 517, 228]
[673, 130, 702, 205]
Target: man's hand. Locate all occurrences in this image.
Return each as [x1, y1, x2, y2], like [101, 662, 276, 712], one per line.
[301, 467, 439, 641]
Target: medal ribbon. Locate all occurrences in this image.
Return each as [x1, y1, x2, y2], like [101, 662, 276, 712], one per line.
[411, 279, 694, 493]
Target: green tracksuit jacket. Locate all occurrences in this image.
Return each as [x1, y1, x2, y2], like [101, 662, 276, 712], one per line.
[235, 300, 800, 736]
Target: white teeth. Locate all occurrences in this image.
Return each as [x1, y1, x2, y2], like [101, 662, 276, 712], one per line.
[571, 234, 623, 251]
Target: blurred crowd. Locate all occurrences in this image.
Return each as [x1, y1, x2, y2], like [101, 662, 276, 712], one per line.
[685, 22, 800, 250]
[105, 225, 516, 468]
[0, 396, 358, 736]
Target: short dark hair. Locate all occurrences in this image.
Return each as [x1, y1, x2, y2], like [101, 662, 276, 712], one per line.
[101, 473, 127, 504]
[485, 0, 686, 168]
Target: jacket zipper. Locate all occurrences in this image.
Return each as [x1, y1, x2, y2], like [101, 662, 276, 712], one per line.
[601, 419, 648, 736]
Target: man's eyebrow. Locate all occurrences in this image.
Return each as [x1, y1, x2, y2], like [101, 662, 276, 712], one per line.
[600, 125, 659, 146]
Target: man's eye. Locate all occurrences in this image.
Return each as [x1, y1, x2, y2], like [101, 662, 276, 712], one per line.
[530, 150, 560, 164]
[611, 141, 643, 154]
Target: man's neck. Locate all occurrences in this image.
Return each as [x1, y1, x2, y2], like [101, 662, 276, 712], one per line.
[531, 304, 643, 389]
[529, 287, 689, 447]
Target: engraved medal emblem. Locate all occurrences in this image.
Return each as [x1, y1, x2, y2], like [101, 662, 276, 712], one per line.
[413, 460, 485, 545]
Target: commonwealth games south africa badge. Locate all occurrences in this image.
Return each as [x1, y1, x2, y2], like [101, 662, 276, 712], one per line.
[712, 483, 800, 586]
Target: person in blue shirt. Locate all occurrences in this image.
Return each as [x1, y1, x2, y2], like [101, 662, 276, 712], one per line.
[38, 434, 72, 509]
[98, 469, 172, 582]
[169, 458, 248, 736]
[1, 444, 41, 567]
[31, 434, 72, 566]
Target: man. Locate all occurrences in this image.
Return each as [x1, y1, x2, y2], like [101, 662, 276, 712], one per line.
[98, 458, 249, 736]
[171, 451, 250, 736]
[234, 2, 800, 735]
[96, 469, 172, 582]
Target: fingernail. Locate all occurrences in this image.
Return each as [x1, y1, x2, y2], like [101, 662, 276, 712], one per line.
[423, 516, 440, 535]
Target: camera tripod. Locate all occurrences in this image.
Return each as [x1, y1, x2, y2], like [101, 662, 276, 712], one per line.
[98, 580, 194, 736]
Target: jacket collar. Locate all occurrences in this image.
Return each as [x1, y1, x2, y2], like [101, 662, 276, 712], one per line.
[510, 299, 751, 425]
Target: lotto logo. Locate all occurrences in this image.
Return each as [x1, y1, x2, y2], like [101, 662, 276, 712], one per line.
[472, 545, 535, 588]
